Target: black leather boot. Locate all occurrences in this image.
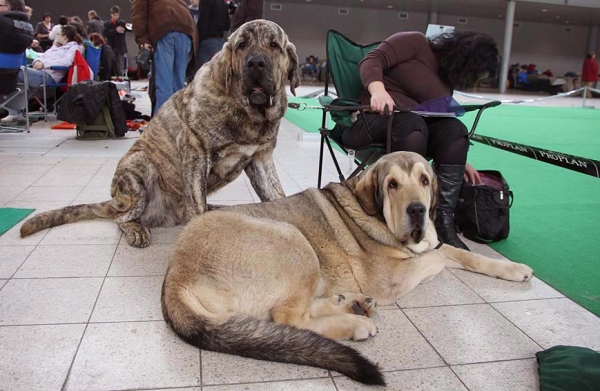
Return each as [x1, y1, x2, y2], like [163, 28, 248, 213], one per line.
[433, 163, 470, 251]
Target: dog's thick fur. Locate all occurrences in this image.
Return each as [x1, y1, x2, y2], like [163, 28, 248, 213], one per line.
[161, 151, 534, 385]
[19, 20, 300, 247]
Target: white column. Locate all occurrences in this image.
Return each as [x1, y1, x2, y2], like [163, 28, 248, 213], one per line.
[499, 0, 516, 94]
[429, 12, 439, 25]
[587, 25, 598, 53]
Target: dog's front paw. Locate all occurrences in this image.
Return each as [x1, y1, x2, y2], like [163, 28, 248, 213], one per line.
[501, 262, 534, 282]
[125, 226, 151, 248]
[335, 293, 377, 318]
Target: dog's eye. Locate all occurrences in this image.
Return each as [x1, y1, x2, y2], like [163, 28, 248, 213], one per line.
[420, 174, 429, 186]
[270, 41, 279, 49]
[388, 179, 397, 189]
[237, 42, 246, 49]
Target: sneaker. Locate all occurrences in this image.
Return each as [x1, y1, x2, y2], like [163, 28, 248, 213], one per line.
[0, 114, 27, 125]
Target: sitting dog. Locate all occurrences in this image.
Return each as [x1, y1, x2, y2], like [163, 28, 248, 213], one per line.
[19, 20, 300, 247]
[161, 151, 533, 385]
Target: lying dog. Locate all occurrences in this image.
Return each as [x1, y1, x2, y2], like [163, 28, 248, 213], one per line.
[161, 151, 533, 385]
[20, 20, 300, 247]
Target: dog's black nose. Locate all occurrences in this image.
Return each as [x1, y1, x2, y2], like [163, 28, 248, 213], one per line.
[406, 202, 426, 222]
[247, 56, 267, 69]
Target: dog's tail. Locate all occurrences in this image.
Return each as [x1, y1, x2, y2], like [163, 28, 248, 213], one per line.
[20, 201, 117, 237]
[162, 283, 385, 386]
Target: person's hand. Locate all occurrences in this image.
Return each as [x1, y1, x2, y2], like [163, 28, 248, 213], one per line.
[116, 26, 125, 33]
[32, 61, 44, 70]
[464, 162, 482, 184]
[367, 82, 395, 115]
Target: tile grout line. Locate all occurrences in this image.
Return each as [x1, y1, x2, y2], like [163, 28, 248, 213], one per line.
[59, 231, 123, 391]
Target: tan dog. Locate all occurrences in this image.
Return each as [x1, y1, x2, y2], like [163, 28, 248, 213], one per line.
[19, 20, 300, 247]
[161, 151, 533, 385]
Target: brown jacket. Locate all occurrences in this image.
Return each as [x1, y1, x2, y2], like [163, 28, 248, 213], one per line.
[131, 0, 197, 50]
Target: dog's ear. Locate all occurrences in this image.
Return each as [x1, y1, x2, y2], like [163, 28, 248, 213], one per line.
[354, 167, 380, 216]
[429, 170, 438, 220]
[212, 40, 234, 94]
[286, 42, 300, 96]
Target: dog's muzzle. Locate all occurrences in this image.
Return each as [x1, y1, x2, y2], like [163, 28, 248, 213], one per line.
[243, 55, 275, 107]
[406, 202, 426, 243]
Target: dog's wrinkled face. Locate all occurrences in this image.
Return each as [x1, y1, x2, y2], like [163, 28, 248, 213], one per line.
[354, 152, 438, 244]
[222, 20, 300, 106]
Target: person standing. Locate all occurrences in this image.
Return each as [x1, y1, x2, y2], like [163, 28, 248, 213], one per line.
[103, 5, 128, 77]
[230, 0, 263, 33]
[87, 10, 104, 35]
[34, 12, 53, 50]
[196, 0, 230, 70]
[581, 51, 598, 99]
[131, 0, 196, 113]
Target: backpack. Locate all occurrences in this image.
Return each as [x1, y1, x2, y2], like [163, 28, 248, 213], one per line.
[454, 170, 513, 243]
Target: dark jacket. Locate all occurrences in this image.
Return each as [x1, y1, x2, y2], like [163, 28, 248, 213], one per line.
[103, 18, 128, 55]
[34, 21, 52, 39]
[197, 0, 230, 41]
[87, 16, 104, 35]
[0, 11, 34, 54]
[98, 45, 118, 81]
[57, 80, 127, 137]
[0, 11, 33, 95]
[230, 0, 263, 33]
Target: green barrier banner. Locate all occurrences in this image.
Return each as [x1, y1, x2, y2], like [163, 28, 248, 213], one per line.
[471, 134, 600, 178]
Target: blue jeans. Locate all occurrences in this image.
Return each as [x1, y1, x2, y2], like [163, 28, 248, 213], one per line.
[5, 68, 53, 114]
[196, 37, 225, 71]
[154, 31, 192, 113]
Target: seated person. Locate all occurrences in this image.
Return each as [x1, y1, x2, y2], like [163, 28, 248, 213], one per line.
[89, 32, 118, 80]
[303, 55, 318, 79]
[2, 24, 83, 124]
[341, 31, 499, 250]
[0, 0, 33, 122]
[517, 65, 529, 85]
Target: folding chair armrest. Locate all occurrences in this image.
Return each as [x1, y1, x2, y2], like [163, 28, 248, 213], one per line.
[466, 100, 501, 138]
[48, 66, 69, 71]
[461, 100, 501, 112]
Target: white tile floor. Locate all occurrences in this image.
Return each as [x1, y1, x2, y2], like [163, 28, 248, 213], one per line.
[1, 82, 600, 391]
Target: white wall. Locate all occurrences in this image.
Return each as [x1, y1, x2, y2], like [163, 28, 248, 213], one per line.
[265, 2, 598, 76]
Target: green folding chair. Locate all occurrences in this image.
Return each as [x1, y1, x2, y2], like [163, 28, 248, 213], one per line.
[317, 30, 501, 188]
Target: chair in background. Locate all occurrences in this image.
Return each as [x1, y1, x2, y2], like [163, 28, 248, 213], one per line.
[0, 52, 29, 133]
[316, 30, 500, 188]
[34, 50, 92, 121]
[84, 43, 102, 81]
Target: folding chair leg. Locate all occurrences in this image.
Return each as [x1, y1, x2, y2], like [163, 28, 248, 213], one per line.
[318, 134, 325, 188]
[324, 134, 346, 183]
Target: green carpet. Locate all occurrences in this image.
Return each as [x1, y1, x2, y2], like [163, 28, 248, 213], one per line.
[0, 208, 35, 236]
[285, 97, 600, 317]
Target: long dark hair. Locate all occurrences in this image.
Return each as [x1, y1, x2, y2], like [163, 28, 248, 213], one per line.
[429, 31, 499, 90]
[61, 24, 83, 45]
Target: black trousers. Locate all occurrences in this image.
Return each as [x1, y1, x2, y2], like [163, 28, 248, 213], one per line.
[341, 112, 469, 165]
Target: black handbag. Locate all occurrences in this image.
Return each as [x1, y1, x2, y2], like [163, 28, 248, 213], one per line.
[454, 170, 513, 243]
[135, 47, 153, 69]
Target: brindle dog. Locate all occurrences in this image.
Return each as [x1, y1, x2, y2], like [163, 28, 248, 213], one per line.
[20, 20, 300, 247]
